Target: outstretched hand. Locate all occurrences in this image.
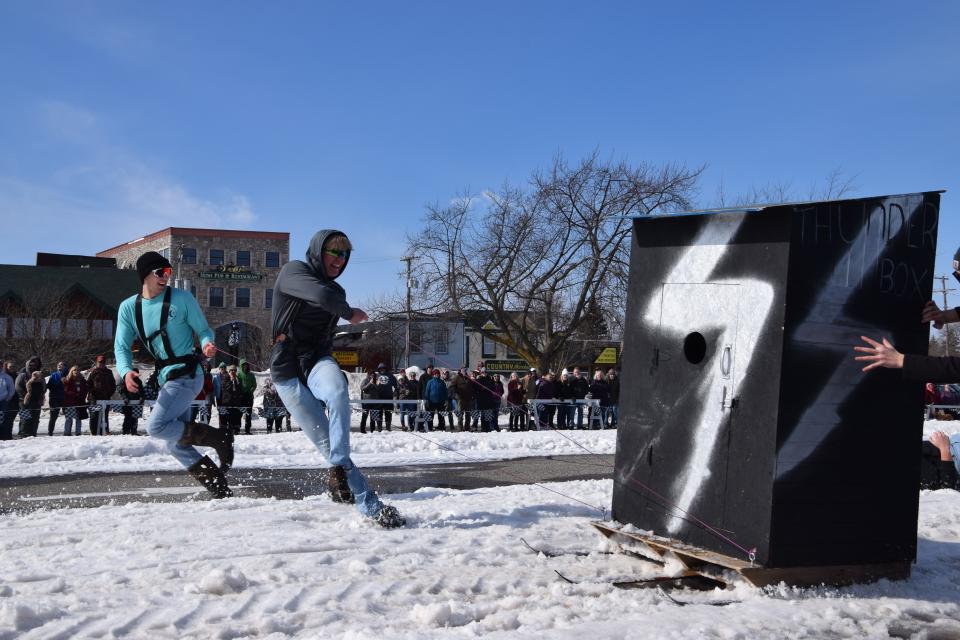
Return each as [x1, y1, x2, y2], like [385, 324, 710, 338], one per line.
[854, 336, 904, 372]
[922, 301, 947, 329]
[202, 342, 217, 358]
[349, 308, 368, 324]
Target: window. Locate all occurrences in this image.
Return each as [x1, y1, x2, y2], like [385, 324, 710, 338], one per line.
[265, 288, 273, 309]
[265, 251, 280, 268]
[235, 287, 250, 308]
[92, 319, 113, 339]
[236, 250, 251, 267]
[181, 247, 197, 264]
[40, 318, 62, 338]
[482, 335, 497, 358]
[209, 287, 224, 308]
[435, 327, 449, 355]
[65, 319, 86, 338]
[159, 248, 170, 259]
[506, 344, 521, 359]
[12, 318, 34, 338]
[410, 326, 422, 353]
[210, 249, 224, 266]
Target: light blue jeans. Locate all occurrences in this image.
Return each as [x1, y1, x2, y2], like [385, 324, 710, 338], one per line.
[147, 375, 204, 469]
[274, 356, 383, 517]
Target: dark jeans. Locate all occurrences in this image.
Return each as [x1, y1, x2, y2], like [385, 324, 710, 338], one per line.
[0, 400, 13, 440]
[19, 408, 41, 437]
[121, 405, 140, 434]
[425, 402, 446, 430]
[47, 405, 62, 436]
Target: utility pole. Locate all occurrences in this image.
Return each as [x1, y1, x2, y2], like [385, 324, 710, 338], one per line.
[934, 274, 956, 356]
[401, 256, 414, 369]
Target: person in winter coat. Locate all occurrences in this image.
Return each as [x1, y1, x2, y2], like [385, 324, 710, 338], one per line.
[450, 368, 476, 431]
[396, 371, 416, 431]
[475, 368, 499, 432]
[118, 367, 145, 435]
[374, 363, 398, 431]
[442, 370, 456, 426]
[15, 355, 43, 437]
[269, 229, 404, 527]
[261, 379, 284, 433]
[606, 368, 620, 428]
[87, 355, 117, 435]
[521, 367, 540, 429]
[423, 369, 448, 431]
[535, 371, 558, 429]
[589, 370, 611, 429]
[237, 359, 257, 434]
[0, 361, 16, 440]
[359, 371, 377, 433]
[21, 371, 46, 437]
[212, 362, 227, 429]
[570, 367, 590, 429]
[219, 364, 246, 435]
[62, 366, 89, 436]
[46, 361, 67, 436]
[493, 374, 505, 414]
[506, 372, 526, 431]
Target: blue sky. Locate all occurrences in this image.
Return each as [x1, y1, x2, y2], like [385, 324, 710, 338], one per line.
[1, 1, 958, 306]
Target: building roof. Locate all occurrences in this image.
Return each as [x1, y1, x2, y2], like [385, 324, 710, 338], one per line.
[0, 264, 141, 311]
[97, 227, 290, 257]
[36, 252, 117, 268]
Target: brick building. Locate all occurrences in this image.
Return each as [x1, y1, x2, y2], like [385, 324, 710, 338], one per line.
[98, 228, 289, 368]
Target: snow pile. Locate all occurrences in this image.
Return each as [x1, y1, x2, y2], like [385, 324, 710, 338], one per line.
[1, 480, 959, 638]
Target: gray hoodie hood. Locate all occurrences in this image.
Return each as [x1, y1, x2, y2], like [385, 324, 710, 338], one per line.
[306, 229, 350, 280]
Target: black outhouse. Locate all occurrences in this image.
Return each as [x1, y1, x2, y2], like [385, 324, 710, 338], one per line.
[612, 191, 941, 570]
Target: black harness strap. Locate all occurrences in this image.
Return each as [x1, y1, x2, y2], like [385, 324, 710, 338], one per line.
[135, 287, 198, 382]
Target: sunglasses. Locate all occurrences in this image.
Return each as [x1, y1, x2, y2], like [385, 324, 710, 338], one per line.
[323, 249, 350, 260]
[152, 266, 173, 279]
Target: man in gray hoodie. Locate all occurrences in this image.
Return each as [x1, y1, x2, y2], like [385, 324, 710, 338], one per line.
[270, 229, 405, 527]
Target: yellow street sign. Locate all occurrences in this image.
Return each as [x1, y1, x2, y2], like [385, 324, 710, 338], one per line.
[594, 347, 618, 364]
[332, 350, 359, 366]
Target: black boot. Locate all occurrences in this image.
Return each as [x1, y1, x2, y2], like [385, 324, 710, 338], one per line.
[328, 465, 355, 504]
[188, 455, 233, 498]
[179, 421, 234, 471]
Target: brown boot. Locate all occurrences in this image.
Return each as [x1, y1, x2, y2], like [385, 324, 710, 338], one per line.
[179, 421, 234, 471]
[188, 455, 233, 498]
[328, 466, 355, 504]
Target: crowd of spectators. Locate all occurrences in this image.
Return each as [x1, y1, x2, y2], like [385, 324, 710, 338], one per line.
[0, 353, 621, 439]
[353, 362, 620, 434]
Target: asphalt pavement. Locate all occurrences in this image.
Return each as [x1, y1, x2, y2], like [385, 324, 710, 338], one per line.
[0, 454, 615, 515]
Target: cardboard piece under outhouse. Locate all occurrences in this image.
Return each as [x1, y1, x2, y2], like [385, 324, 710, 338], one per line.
[612, 191, 941, 576]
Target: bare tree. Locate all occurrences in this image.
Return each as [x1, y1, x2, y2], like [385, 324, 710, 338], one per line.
[0, 288, 110, 368]
[714, 168, 858, 208]
[408, 152, 702, 373]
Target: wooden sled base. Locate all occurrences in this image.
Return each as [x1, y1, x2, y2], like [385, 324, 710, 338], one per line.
[592, 521, 912, 589]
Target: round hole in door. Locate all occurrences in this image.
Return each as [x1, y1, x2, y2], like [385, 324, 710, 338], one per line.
[683, 332, 707, 364]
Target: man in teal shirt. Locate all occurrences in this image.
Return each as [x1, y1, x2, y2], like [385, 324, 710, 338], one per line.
[115, 251, 234, 497]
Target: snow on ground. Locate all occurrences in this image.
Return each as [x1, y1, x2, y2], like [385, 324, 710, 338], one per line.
[1, 480, 959, 639]
[0, 429, 617, 479]
[0, 422, 959, 638]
